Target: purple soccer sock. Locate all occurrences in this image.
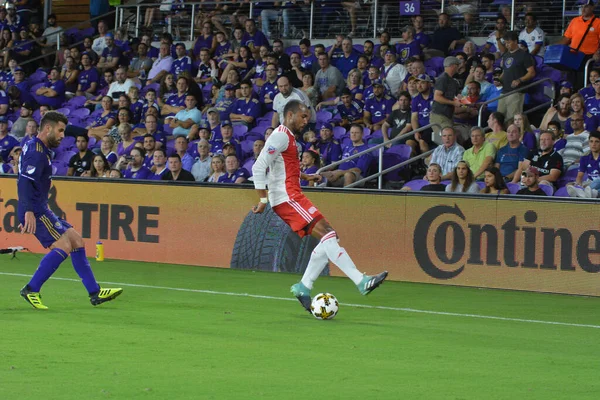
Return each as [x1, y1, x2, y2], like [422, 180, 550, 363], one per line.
[70, 247, 101, 294]
[28, 248, 68, 292]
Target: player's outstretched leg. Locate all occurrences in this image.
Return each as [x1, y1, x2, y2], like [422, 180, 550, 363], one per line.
[317, 229, 388, 296]
[70, 246, 123, 306]
[20, 248, 69, 310]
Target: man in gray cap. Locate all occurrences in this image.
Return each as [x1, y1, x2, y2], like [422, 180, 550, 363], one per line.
[430, 56, 462, 143]
[498, 31, 536, 121]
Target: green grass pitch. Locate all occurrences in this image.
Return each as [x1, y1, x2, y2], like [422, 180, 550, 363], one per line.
[1, 253, 599, 399]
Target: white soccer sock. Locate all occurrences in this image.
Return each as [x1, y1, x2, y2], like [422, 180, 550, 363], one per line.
[300, 241, 329, 290]
[320, 231, 364, 285]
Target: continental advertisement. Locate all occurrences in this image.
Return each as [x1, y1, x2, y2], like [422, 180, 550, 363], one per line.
[1, 176, 599, 296]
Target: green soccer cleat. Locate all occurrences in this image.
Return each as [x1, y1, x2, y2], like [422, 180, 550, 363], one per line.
[358, 271, 389, 296]
[90, 288, 123, 306]
[290, 282, 312, 313]
[20, 285, 48, 310]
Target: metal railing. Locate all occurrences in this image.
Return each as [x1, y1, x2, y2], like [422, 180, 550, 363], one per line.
[113, 0, 594, 41]
[316, 123, 440, 190]
[476, 78, 553, 127]
[17, 11, 116, 67]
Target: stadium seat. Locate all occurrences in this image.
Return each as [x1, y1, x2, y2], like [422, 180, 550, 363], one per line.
[316, 110, 332, 123]
[554, 186, 571, 197]
[233, 124, 248, 139]
[424, 57, 444, 76]
[55, 150, 76, 164]
[285, 45, 300, 55]
[240, 139, 255, 160]
[65, 96, 87, 109]
[403, 179, 429, 191]
[87, 136, 98, 149]
[27, 69, 47, 86]
[476, 181, 486, 190]
[333, 126, 347, 140]
[507, 183, 520, 194]
[245, 131, 264, 142]
[56, 107, 71, 116]
[540, 184, 555, 196]
[70, 108, 91, 119]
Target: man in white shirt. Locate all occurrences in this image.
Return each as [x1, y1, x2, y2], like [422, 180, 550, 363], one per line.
[381, 50, 407, 99]
[191, 139, 212, 182]
[91, 20, 109, 55]
[271, 76, 316, 127]
[519, 13, 545, 57]
[106, 67, 134, 100]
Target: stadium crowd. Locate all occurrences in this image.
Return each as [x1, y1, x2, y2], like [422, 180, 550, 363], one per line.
[0, 1, 600, 198]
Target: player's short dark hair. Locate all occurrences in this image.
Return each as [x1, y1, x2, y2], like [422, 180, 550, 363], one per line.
[283, 99, 306, 117]
[154, 148, 167, 157]
[104, 68, 114, 75]
[76, 134, 88, 142]
[131, 147, 145, 157]
[590, 131, 600, 141]
[525, 12, 536, 21]
[168, 153, 181, 161]
[145, 88, 156, 94]
[364, 40, 374, 47]
[299, 38, 311, 47]
[40, 111, 68, 131]
[497, 15, 508, 23]
[240, 80, 252, 88]
[482, 53, 495, 62]
[143, 133, 155, 141]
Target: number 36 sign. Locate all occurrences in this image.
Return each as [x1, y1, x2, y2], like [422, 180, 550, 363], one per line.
[400, 1, 420, 16]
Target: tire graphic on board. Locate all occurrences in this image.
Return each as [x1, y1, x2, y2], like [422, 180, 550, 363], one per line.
[230, 205, 329, 276]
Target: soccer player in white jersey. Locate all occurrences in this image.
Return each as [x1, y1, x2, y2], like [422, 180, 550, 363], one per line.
[252, 100, 388, 312]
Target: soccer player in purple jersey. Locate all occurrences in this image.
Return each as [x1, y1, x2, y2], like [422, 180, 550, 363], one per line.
[18, 112, 123, 310]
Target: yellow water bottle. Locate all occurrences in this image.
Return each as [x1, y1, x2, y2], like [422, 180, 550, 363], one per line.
[95, 241, 105, 262]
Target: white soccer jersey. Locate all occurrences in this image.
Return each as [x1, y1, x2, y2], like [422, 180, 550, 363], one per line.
[519, 27, 545, 57]
[252, 124, 302, 206]
[486, 31, 504, 53]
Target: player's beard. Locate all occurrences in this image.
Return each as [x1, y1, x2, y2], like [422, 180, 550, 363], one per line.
[47, 129, 62, 149]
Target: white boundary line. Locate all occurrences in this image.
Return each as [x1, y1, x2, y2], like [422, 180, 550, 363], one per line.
[2, 271, 599, 329]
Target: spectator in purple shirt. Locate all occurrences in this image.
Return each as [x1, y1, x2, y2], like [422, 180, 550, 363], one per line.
[396, 26, 422, 64]
[299, 38, 318, 72]
[193, 21, 216, 58]
[321, 124, 371, 187]
[218, 154, 249, 184]
[241, 19, 269, 56]
[34, 67, 65, 108]
[116, 147, 152, 180]
[97, 33, 122, 72]
[76, 53, 99, 99]
[364, 79, 394, 132]
[160, 76, 188, 117]
[149, 148, 169, 180]
[170, 42, 192, 78]
[230, 80, 261, 128]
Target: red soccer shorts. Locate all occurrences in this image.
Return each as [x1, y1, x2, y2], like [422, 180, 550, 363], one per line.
[272, 195, 324, 238]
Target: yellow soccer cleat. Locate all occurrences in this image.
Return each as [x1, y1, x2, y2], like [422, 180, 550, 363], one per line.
[90, 288, 123, 306]
[20, 285, 49, 310]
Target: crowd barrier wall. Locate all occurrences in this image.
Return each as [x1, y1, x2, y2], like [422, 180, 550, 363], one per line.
[1, 176, 599, 296]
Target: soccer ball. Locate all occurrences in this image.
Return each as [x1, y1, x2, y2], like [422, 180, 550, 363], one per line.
[310, 293, 339, 320]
